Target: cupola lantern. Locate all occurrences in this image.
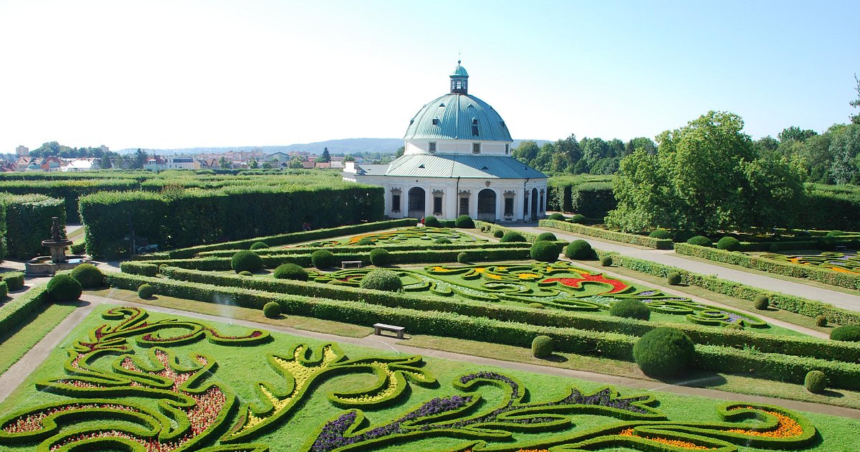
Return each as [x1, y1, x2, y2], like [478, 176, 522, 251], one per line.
[449, 60, 469, 95]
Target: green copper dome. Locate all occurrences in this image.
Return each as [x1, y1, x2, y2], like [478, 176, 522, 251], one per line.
[451, 61, 469, 77]
[404, 93, 512, 142]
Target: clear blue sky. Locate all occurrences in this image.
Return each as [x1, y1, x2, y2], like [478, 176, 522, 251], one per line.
[0, 0, 858, 151]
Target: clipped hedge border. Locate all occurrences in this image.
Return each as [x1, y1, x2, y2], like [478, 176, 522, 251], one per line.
[603, 251, 860, 325]
[155, 219, 418, 259]
[541, 220, 674, 250]
[196, 241, 530, 258]
[0, 284, 48, 333]
[675, 243, 860, 290]
[0, 271, 25, 291]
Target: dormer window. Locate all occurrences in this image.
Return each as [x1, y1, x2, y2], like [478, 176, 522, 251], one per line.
[471, 118, 479, 137]
[429, 142, 436, 153]
[472, 143, 481, 154]
[432, 118, 439, 126]
[505, 144, 510, 155]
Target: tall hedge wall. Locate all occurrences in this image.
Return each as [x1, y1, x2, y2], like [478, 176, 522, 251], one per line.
[80, 184, 383, 259]
[547, 177, 616, 218]
[0, 194, 66, 259]
[0, 179, 137, 222]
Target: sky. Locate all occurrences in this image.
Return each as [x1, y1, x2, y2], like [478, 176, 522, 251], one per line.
[0, 0, 858, 152]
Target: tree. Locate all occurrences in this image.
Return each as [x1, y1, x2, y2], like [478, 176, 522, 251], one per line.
[99, 154, 113, 169]
[828, 124, 860, 184]
[778, 126, 818, 143]
[851, 74, 860, 125]
[394, 146, 405, 159]
[343, 154, 356, 162]
[262, 162, 273, 169]
[320, 147, 331, 163]
[249, 159, 259, 169]
[219, 156, 231, 169]
[288, 157, 304, 169]
[133, 149, 148, 169]
[511, 140, 539, 166]
[754, 136, 780, 156]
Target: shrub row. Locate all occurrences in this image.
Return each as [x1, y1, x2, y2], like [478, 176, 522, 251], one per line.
[0, 271, 25, 291]
[540, 220, 674, 249]
[547, 177, 616, 218]
[0, 179, 138, 222]
[674, 243, 860, 290]
[603, 251, 860, 325]
[80, 185, 385, 259]
[105, 272, 860, 389]
[196, 240, 531, 258]
[0, 284, 48, 333]
[0, 194, 66, 260]
[156, 266, 860, 363]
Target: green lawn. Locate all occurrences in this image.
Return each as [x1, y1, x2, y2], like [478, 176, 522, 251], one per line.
[0, 302, 77, 376]
[0, 305, 855, 452]
[297, 226, 488, 248]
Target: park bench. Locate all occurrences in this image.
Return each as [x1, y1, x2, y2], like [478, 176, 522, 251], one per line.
[373, 323, 405, 339]
[341, 260, 363, 269]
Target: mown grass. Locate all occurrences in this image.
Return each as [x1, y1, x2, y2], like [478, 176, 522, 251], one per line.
[0, 302, 77, 376]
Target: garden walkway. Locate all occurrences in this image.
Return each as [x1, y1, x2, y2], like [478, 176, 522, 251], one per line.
[2, 294, 857, 420]
[509, 225, 860, 313]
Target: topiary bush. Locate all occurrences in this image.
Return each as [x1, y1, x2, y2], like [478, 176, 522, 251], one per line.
[424, 215, 441, 227]
[311, 250, 336, 269]
[633, 328, 695, 378]
[830, 325, 860, 342]
[804, 370, 828, 394]
[433, 237, 452, 244]
[357, 238, 374, 246]
[610, 299, 651, 321]
[455, 215, 474, 228]
[667, 272, 682, 285]
[530, 241, 559, 262]
[493, 230, 504, 238]
[250, 241, 268, 250]
[548, 213, 565, 221]
[570, 214, 586, 224]
[47, 274, 82, 302]
[500, 231, 527, 243]
[649, 229, 672, 239]
[535, 232, 557, 242]
[273, 263, 308, 281]
[239, 271, 253, 277]
[70, 263, 104, 288]
[231, 250, 263, 273]
[673, 230, 695, 243]
[457, 252, 469, 264]
[370, 248, 391, 266]
[565, 240, 595, 260]
[815, 315, 828, 327]
[753, 295, 769, 310]
[360, 269, 402, 292]
[600, 255, 613, 267]
[716, 236, 741, 251]
[137, 283, 155, 299]
[687, 235, 712, 247]
[532, 335, 554, 358]
[263, 301, 281, 318]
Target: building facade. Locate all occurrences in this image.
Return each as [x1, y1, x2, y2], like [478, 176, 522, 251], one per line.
[344, 62, 548, 222]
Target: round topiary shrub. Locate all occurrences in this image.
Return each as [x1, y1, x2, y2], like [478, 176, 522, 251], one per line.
[716, 236, 741, 251]
[530, 241, 560, 262]
[830, 325, 860, 342]
[70, 264, 104, 289]
[369, 248, 391, 266]
[493, 230, 504, 238]
[47, 274, 82, 302]
[239, 271, 253, 277]
[610, 299, 651, 321]
[500, 231, 527, 243]
[687, 235, 712, 247]
[667, 272, 682, 285]
[455, 215, 475, 228]
[548, 213, 565, 221]
[273, 263, 308, 281]
[137, 283, 155, 299]
[231, 250, 263, 273]
[804, 370, 828, 394]
[570, 214, 586, 224]
[826, 230, 843, 238]
[815, 315, 828, 327]
[457, 252, 469, 264]
[535, 232, 557, 242]
[357, 238, 374, 246]
[250, 242, 268, 250]
[565, 240, 595, 260]
[311, 250, 336, 269]
[532, 335, 554, 358]
[360, 269, 402, 292]
[433, 237, 452, 244]
[263, 302, 281, 319]
[753, 295, 769, 310]
[424, 215, 441, 227]
[600, 255, 613, 267]
[633, 328, 696, 378]
[649, 229, 672, 239]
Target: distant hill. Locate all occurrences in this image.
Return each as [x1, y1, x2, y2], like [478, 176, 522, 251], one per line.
[119, 138, 552, 155]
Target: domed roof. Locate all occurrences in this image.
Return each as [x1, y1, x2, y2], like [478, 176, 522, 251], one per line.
[451, 61, 469, 77]
[404, 93, 512, 142]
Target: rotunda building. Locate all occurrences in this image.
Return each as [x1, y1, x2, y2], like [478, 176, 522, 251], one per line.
[344, 62, 548, 222]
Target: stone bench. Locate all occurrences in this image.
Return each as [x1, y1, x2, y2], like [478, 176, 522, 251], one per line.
[373, 323, 405, 339]
[341, 260, 363, 269]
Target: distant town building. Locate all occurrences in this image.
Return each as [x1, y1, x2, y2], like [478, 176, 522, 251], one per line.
[344, 62, 548, 222]
[16, 145, 28, 156]
[63, 158, 101, 172]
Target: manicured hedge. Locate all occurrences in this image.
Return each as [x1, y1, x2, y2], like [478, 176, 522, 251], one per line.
[0, 179, 137, 222]
[675, 243, 860, 290]
[540, 220, 674, 249]
[156, 266, 860, 363]
[0, 284, 48, 333]
[547, 178, 616, 217]
[105, 272, 860, 389]
[603, 251, 860, 326]
[0, 271, 25, 291]
[194, 241, 530, 258]
[79, 185, 385, 259]
[1, 194, 66, 260]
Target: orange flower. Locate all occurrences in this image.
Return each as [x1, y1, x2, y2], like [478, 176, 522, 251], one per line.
[726, 408, 803, 438]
